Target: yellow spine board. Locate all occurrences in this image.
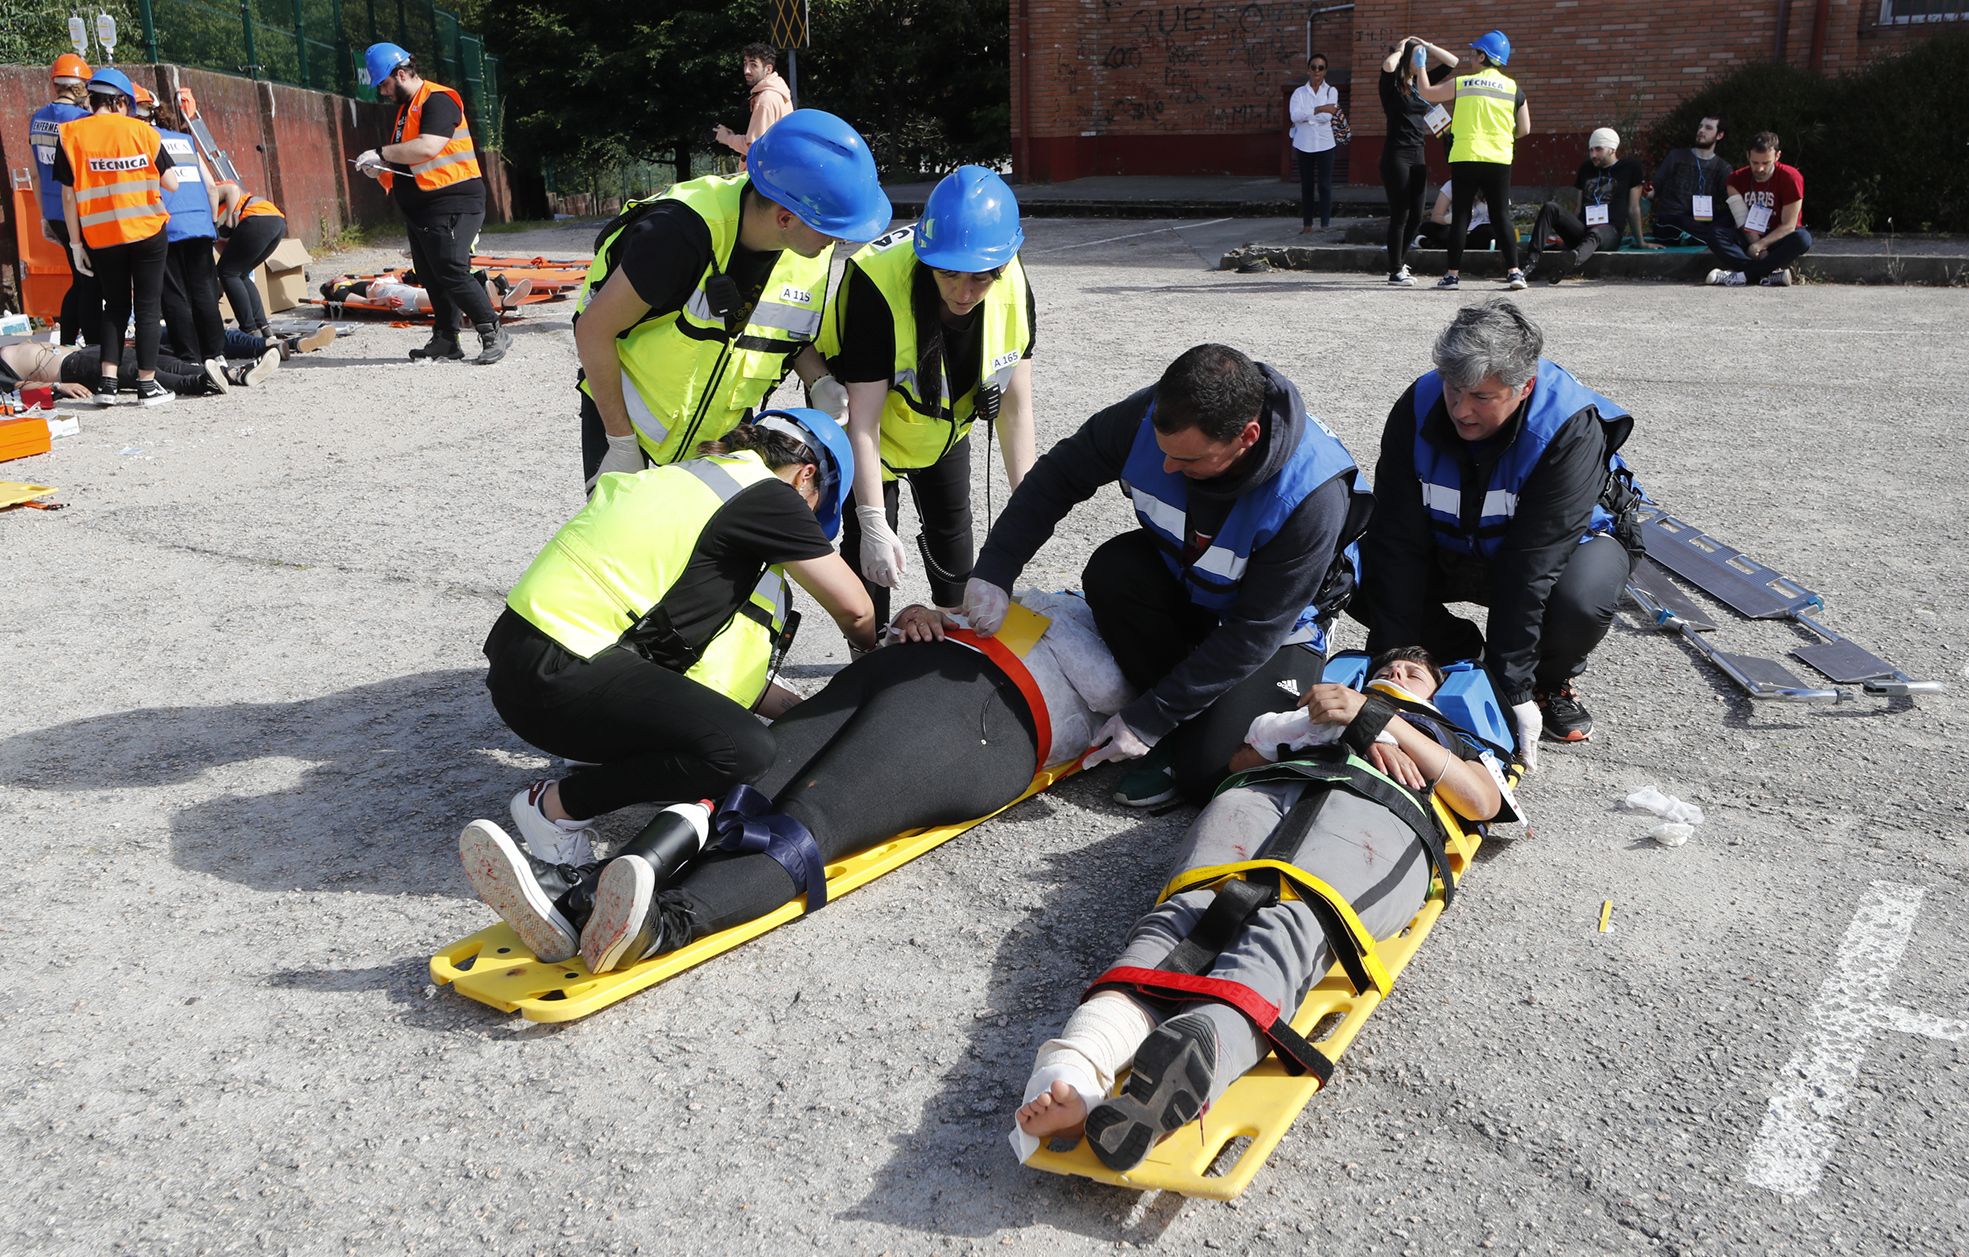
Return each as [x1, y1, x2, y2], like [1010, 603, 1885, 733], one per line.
[431, 762, 1078, 1023]
[1021, 786, 1489, 1200]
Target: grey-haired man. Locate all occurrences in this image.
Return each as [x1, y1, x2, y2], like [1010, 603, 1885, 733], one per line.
[1354, 299, 1643, 763]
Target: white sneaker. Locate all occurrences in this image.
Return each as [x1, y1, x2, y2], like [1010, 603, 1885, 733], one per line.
[203, 358, 230, 394]
[240, 347, 280, 387]
[1706, 268, 1729, 285]
[1721, 271, 1748, 287]
[1387, 267, 1415, 286]
[1759, 269, 1793, 287]
[508, 781, 596, 866]
[1505, 269, 1528, 290]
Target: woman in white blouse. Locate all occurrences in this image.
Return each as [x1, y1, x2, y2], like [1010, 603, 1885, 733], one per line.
[1288, 54, 1340, 233]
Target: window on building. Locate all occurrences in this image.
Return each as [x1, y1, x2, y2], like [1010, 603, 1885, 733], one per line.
[1879, 0, 1965, 22]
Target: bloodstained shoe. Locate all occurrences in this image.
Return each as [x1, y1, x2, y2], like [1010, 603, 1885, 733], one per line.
[457, 819, 600, 963]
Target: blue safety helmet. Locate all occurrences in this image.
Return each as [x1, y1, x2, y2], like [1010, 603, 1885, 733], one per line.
[87, 67, 133, 98]
[746, 110, 892, 244]
[914, 166, 1024, 273]
[752, 407, 854, 542]
[1470, 29, 1512, 66]
[362, 42, 412, 89]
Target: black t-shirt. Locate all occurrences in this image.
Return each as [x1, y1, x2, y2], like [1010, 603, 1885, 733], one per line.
[1377, 64, 1453, 164]
[1575, 157, 1645, 237]
[611, 199, 781, 325]
[52, 136, 171, 186]
[828, 262, 1037, 401]
[390, 89, 486, 219]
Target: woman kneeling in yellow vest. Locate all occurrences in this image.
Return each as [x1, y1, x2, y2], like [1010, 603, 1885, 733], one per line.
[827, 166, 1037, 628]
[475, 408, 875, 901]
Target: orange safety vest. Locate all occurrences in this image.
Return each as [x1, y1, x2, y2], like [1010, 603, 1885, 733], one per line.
[378, 80, 482, 194]
[61, 112, 168, 249]
[236, 193, 284, 220]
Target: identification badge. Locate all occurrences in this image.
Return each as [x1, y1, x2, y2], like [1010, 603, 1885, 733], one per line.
[1585, 204, 1609, 227]
[1744, 204, 1772, 233]
[1692, 194, 1713, 222]
[1424, 104, 1450, 136]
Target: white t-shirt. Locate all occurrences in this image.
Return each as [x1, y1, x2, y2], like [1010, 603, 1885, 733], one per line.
[1438, 181, 1490, 229]
[1289, 82, 1338, 154]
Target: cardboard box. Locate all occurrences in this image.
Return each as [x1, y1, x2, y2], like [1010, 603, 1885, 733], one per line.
[0, 417, 52, 464]
[263, 238, 312, 313]
[215, 237, 314, 321]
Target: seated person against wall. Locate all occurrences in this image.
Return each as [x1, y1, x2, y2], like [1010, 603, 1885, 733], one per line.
[0, 335, 275, 397]
[1704, 131, 1811, 288]
[1648, 113, 1731, 244]
[1527, 127, 1657, 284]
[458, 591, 1135, 972]
[1416, 181, 1496, 252]
[1012, 647, 1507, 1171]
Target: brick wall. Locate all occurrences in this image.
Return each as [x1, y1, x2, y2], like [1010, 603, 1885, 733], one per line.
[1013, 0, 1954, 184]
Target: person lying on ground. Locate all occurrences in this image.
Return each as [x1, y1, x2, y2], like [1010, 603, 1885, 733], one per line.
[0, 335, 276, 398]
[1012, 646, 1506, 1171]
[458, 590, 1136, 971]
[318, 271, 531, 315]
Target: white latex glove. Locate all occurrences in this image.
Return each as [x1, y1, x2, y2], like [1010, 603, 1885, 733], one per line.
[961, 577, 1010, 636]
[354, 149, 384, 177]
[1510, 700, 1543, 772]
[1084, 713, 1153, 768]
[856, 504, 906, 587]
[596, 431, 645, 477]
[69, 243, 93, 278]
[809, 374, 848, 420]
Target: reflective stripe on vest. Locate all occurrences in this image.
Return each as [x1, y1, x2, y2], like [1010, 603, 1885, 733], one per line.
[155, 129, 215, 242]
[1410, 358, 1634, 559]
[30, 102, 88, 223]
[834, 226, 1033, 480]
[378, 81, 482, 195]
[62, 113, 168, 248]
[504, 451, 794, 708]
[1448, 69, 1517, 165]
[576, 175, 834, 466]
[1117, 390, 1368, 644]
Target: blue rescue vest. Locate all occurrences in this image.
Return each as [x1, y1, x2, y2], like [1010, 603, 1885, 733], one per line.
[1119, 399, 1370, 653]
[1410, 358, 1634, 560]
[29, 101, 88, 223]
[154, 127, 216, 243]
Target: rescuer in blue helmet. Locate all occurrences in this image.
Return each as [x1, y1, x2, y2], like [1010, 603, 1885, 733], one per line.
[821, 164, 1037, 630]
[1413, 29, 1532, 292]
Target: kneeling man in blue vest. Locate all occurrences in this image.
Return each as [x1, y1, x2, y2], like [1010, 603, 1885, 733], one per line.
[960, 300, 1640, 799]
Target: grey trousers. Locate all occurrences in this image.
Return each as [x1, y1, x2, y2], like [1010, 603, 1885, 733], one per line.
[1108, 781, 1430, 1099]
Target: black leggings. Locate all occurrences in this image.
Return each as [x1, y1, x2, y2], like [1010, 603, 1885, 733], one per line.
[90, 228, 168, 375]
[1081, 529, 1329, 803]
[217, 214, 285, 334]
[1447, 160, 1517, 271]
[481, 608, 777, 821]
[60, 345, 208, 395]
[838, 434, 976, 624]
[1379, 151, 1430, 272]
[163, 236, 227, 362]
[669, 639, 1038, 936]
[48, 219, 102, 347]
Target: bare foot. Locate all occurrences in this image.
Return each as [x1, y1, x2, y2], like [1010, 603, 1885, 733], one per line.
[1017, 1080, 1089, 1140]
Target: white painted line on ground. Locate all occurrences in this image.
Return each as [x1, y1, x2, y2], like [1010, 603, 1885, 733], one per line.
[1743, 880, 1965, 1198]
[1031, 218, 1232, 255]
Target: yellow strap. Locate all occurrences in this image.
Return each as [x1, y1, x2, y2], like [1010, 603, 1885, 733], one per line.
[1158, 859, 1393, 995]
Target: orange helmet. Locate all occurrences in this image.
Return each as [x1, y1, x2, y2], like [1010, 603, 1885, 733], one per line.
[52, 54, 93, 84]
[132, 84, 158, 114]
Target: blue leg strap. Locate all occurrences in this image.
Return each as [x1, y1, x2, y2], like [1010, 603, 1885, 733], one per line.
[709, 784, 829, 913]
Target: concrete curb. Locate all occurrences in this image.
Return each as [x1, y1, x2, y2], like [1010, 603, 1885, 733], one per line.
[1218, 243, 1969, 286]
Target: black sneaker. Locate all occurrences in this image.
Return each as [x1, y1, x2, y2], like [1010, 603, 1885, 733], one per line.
[409, 334, 465, 362]
[1536, 680, 1594, 742]
[92, 376, 124, 406]
[134, 378, 174, 407]
[457, 819, 600, 963]
[203, 358, 230, 394]
[581, 863, 699, 974]
[1084, 1012, 1219, 1172]
[240, 347, 280, 387]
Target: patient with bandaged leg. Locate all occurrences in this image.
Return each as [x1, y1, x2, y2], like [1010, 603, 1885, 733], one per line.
[459, 591, 1135, 972]
[1013, 647, 1507, 1171]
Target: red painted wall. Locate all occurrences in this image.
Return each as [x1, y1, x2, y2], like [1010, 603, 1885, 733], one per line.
[1013, 0, 1956, 184]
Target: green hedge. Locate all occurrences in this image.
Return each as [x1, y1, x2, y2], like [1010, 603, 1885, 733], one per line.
[1645, 31, 1969, 234]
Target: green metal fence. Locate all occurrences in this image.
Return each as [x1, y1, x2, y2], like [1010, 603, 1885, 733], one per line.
[134, 0, 503, 146]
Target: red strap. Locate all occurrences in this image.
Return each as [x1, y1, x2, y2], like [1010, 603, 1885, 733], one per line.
[945, 627, 1052, 774]
[1086, 965, 1285, 1031]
